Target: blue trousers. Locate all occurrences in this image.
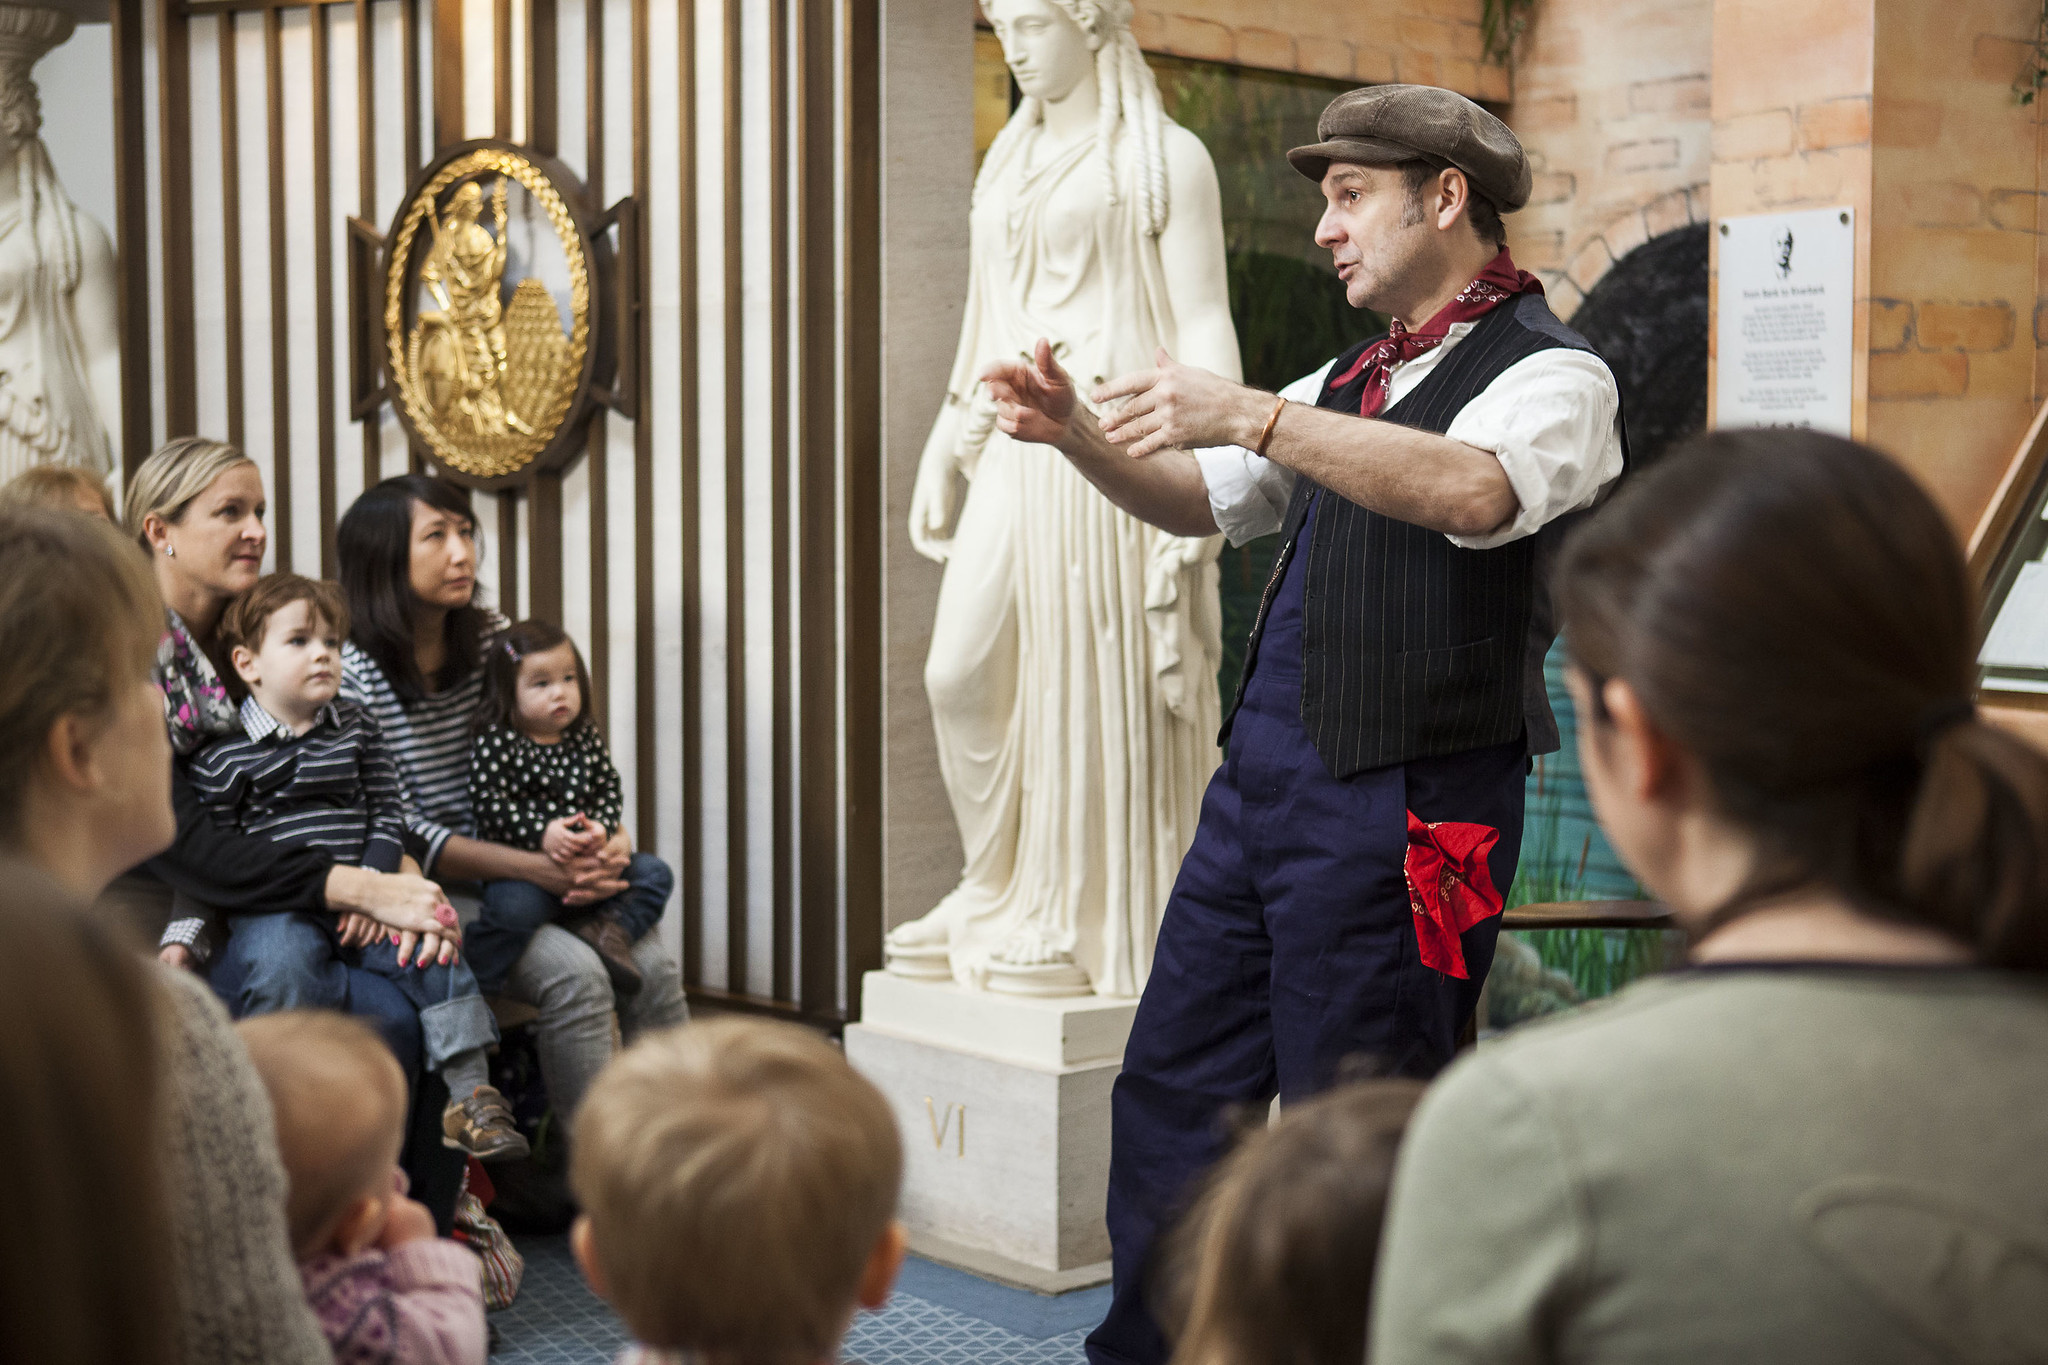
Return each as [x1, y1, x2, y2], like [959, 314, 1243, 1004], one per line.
[470, 852, 674, 995]
[212, 910, 499, 1072]
[1083, 659, 1525, 1365]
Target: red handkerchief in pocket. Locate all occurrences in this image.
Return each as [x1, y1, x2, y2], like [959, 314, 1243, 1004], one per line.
[1404, 811, 1504, 979]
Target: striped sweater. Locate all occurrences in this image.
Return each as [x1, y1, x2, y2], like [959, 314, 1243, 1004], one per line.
[341, 639, 490, 875]
[189, 697, 407, 873]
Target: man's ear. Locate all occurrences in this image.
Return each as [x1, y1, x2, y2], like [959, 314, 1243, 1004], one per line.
[232, 644, 260, 687]
[1434, 167, 1472, 233]
[570, 1214, 610, 1299]
[856, 1220, 909, 1311]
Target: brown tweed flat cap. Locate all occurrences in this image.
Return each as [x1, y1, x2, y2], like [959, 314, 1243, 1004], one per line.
[1288, 84, 1532, 213]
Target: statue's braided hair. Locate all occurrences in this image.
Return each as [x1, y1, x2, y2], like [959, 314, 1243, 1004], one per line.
[975, 0, 1171, 237]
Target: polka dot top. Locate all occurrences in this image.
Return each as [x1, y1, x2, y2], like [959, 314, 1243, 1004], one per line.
[467, 719, 625, 851]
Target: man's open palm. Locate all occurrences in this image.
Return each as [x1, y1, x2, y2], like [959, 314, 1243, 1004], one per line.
[981, 338, 1077, 448]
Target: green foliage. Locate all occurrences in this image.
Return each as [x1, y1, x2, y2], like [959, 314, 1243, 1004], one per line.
[1518, 927, 1681, 1001]
[1480, 0, 1536, 66]
[2019, 3, 2048, 104]
[1490, 792, 1680, 1027]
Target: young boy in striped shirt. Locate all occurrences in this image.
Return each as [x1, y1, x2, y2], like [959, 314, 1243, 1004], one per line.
[189, 573, 528, 1162]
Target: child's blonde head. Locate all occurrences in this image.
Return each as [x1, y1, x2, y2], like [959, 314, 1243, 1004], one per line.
[570, 1017, 904, 1361]
[0, 464, 116, 521]
[236, 1011, 408, 1260]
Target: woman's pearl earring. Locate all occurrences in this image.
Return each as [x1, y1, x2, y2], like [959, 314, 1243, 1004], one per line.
[164, 545, 175, 558]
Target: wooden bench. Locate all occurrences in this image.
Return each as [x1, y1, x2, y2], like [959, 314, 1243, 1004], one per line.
[1502, 899, 1673, 932]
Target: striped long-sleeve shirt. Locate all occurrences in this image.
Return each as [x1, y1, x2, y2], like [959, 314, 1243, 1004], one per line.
[341, 640, 489, 875]
[188, 697, 408, 873]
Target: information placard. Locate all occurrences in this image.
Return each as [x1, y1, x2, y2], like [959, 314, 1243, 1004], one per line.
[1714, 207, 1856, 436]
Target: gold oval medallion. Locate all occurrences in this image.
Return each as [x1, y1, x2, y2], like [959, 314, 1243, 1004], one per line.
[385, 143, 601, 484]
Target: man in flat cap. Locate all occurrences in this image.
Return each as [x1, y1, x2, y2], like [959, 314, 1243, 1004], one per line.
[982, 83, 1627, 1365]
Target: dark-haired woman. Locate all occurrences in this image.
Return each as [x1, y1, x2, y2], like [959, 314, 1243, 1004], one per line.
[1371, 430, 2048, 1363]
[339, 475, 686, 1132]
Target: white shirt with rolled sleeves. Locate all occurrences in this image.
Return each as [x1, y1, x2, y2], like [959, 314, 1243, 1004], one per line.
[1192, 318, 1626, 547]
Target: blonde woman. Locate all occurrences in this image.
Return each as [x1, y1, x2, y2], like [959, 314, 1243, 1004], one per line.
[120, 437, 473, 1237]
[0, 503, 329, 1364]
[120, 438, 447, 975]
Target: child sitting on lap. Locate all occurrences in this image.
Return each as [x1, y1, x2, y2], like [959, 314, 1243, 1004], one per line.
[240, 1011, 489, 1365]
[466, 620, 674, 1000]
[569, 1017, 907, 1365]
[1160, 1079, 1424, 1365]
[186, 572, 527, 1160]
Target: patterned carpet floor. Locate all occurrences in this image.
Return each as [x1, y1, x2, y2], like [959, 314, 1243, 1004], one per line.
[491, 1235, 1108, 1365]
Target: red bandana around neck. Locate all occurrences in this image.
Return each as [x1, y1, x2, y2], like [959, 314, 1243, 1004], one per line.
[1331, 249, 1545, 418]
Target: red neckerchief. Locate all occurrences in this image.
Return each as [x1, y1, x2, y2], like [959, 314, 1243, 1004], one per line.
[1330, 249, 1545, 418]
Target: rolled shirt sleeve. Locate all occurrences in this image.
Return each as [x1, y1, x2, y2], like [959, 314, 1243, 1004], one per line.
[1443, 347, 1624, 550]
[1190, 360, 1334, 546]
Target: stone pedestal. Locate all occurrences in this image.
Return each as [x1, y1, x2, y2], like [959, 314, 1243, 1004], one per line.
[844, 972, 1137, 1290]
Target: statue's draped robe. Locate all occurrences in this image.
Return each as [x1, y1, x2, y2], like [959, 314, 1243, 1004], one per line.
[922, 126, 1222, 999]
[0, 141, 110, 482]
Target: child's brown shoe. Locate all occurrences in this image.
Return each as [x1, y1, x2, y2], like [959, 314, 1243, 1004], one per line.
[571, 911, 644, 1001]
[442, 1084, 532, 1162]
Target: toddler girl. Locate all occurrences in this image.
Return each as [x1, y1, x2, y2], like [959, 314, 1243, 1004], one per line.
[239, 1010, 488, 1365]
[468, 620, 674, 1000]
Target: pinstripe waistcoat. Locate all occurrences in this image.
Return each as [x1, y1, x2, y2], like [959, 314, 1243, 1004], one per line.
[1225, 293, 1629, 778]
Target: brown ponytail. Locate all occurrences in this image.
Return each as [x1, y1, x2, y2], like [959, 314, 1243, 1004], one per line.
[1556, 427, 2048, 969]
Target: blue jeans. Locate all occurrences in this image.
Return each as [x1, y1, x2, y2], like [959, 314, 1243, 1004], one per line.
[212, 910, 498, 1072]
[209, 923, 424, 1083]
[471, 852, 674, 994]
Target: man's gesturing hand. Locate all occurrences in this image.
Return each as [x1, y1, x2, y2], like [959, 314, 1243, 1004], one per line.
[1095, 348, 1263, 459]
[980, 338, 1078, 448]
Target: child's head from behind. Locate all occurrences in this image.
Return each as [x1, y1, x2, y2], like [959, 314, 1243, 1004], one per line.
[1162, 1079, 1425, 1365]
[236, 1011, 409, 1261]
[221, 574, 350, 722]
[0, 464, 117, 522]
[475, 619, 591, 743]
[570, 1017, 906, 1362]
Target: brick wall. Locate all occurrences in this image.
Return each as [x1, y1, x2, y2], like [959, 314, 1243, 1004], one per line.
[1121, 0, 1511, 101]
[1863, 1, 2045, 526]
[1502, 0, 1713, 318]
[1708, 0, 2045, 528]
[1707, 0, 1877, 446]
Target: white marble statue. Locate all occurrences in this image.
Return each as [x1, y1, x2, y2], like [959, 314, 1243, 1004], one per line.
[891, 0, 1241, 999]
[0, 4, 118, 484]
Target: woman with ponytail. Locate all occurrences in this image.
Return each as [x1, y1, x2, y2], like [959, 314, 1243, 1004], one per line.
[1371, 429, 2048, 1363]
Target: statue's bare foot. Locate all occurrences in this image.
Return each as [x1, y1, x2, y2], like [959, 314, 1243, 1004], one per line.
[984, 925, 1093, 998]
[989, 923, 1073, 967]
[883, 900, 963, 980]
[884, 914, 951, 951]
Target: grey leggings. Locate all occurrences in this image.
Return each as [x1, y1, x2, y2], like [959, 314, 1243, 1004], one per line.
[500, 924, 688, 1131]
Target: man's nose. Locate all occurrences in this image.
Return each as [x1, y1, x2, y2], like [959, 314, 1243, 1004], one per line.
[1313, 208, 1345, 250]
